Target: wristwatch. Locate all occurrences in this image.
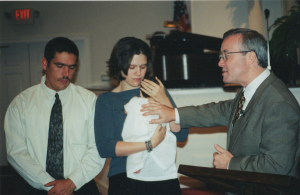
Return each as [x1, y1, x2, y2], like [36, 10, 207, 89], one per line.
[145, 140, 152, 152]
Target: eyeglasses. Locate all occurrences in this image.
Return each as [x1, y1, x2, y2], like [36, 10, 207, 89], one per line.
[219, 51, 251, 61]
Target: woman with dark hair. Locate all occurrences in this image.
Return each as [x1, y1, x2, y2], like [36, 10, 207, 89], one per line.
[94, 37, 188, 195]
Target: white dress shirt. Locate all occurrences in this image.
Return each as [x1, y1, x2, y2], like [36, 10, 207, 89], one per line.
[243, 69, 271, 110]
[4, 76, 105, 191]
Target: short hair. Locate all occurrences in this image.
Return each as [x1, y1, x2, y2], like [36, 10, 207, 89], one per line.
[223, 28, 268, 68]
[107, 37, 152, 81]
[44, 37, 79, 66]
[141, 77, 159, 98]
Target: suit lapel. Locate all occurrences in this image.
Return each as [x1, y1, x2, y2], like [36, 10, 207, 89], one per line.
[227, 89, 243, 148]
[228, 107, 254, 151]
[227, 72, 276, 151]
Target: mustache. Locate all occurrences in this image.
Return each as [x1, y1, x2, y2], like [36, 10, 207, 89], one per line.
[58, 76, 70, 81]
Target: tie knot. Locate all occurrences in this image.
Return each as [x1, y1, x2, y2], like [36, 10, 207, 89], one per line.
[55, 93, 59, 99]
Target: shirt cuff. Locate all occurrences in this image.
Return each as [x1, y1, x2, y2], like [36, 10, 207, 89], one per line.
[227, 158, 231, 170]
[175, 108, 180, 124]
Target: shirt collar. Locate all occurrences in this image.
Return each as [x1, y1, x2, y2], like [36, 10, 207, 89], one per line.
[243, 68, 270, 109]
[41, 75, 71, 100]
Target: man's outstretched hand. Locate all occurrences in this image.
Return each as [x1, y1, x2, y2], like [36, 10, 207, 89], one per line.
[141, 100, 176, 124]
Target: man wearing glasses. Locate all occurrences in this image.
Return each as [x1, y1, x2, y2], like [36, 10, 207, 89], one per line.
[4, 37, 104, 195]
[142, 28, 300, 177]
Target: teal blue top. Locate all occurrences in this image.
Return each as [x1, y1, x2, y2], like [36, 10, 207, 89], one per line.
[94, 88, 188, 177]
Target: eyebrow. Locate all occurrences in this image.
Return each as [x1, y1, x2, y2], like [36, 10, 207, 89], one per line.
[129, 64, 147, 66]
[54, 62, 77, 67]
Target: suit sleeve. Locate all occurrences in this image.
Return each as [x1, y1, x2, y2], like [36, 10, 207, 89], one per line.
[67, 93, 105, 190]
[229, 101, 299, 175]
[4, 100, 54, 191]
[178, 99, 235, 129]
[165, 89, 189, 142]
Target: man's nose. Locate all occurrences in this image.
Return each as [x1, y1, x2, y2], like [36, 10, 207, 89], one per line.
[218, 58, 225, 67]
[62, 66, 69, 77]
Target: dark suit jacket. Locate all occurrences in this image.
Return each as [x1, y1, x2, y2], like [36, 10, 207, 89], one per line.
[178, 73, 300, 177]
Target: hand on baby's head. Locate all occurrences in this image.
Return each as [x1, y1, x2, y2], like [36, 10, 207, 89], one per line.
[141, 77, 159, 98]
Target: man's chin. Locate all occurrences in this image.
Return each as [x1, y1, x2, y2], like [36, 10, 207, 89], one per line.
[58, 83, 70, 91]
[223, 78, 229, 83]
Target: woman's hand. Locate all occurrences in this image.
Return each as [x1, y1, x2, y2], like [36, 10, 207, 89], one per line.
[141, 77, 172, 107]
[150, 124, 166, 148]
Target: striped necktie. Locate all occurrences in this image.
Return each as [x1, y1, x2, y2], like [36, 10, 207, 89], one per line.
[232, 91, 245, 126]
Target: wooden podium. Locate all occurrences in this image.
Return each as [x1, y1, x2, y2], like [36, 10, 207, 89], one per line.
[178, 165, 300, 195]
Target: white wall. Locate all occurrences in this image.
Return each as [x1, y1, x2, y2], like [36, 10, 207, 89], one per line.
[191, 0, 248, 38]
[190, 0, 293, 39]
[0, 1, 175, 88]
[1, 1, 297, 88]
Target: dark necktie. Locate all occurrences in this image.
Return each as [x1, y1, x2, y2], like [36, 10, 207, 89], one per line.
[232, 91, 245, 126]
[46, 93, 64, 179]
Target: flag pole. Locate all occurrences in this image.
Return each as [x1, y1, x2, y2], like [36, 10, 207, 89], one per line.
[264, 9, 271, 70]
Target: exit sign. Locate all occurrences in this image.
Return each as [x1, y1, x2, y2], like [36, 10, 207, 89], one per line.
[11, 8, 35, 25]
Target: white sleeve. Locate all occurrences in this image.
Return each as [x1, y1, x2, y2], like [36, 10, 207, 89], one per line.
[4, 102, 54, 191]
[174, 108, 180, 124]
[227, 159, 231, 169]
[67, 94, 105, 190]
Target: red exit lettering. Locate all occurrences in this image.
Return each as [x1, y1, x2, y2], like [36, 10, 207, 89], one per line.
[15, 9, 30, 20]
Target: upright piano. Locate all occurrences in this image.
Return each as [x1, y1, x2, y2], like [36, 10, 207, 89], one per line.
[149, 30, 224, 88]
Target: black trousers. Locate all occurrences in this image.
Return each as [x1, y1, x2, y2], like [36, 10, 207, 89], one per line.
[108, 173, 181, 195]
[6, 178, 99, 195]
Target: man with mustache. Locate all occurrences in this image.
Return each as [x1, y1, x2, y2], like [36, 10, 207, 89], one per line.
[4, 37, 104, 195]
[142, 28, 300, 178]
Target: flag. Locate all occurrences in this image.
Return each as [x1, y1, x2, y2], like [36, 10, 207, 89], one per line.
[173, 0, 191, 32]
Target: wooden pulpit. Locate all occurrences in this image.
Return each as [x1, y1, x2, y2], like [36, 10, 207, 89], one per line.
[178, 165, 300, 195]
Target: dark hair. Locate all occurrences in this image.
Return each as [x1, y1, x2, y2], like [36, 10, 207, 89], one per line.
[44, 37, 79, 66]
[141, 77, 159, 98]
[107, 37, 152, 81]
[223, 28, 267, 68]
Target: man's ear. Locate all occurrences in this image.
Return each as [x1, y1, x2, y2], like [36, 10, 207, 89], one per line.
[42, 57, 48, 71]
[247, 51, 257, 65]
